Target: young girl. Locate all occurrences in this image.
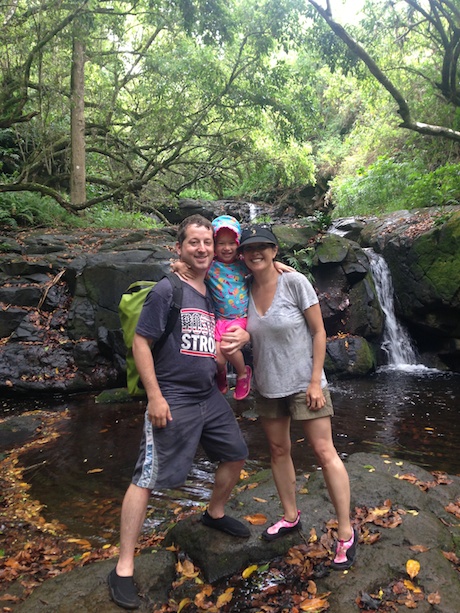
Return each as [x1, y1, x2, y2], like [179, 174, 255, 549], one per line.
[207, 215, 252, 400]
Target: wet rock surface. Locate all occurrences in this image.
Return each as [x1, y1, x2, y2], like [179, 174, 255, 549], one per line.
[12, 452, 460, 613]
[2, 206, 460, 397]
[0, 223, 383, 396]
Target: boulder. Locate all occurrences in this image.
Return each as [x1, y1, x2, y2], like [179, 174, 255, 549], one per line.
[325, 335, 376, 376]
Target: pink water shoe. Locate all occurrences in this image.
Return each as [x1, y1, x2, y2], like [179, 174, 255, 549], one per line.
[233, 365, 252, 400]
[330, 528, 358, 570]
[262, 511, 301, 541]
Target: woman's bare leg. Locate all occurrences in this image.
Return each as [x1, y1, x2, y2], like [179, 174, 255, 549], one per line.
[302, 417, 352, 541]
[261, 416, 298, 522]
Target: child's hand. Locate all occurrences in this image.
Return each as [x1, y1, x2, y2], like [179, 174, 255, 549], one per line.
[274, 261, 295, 274]
[170, 259, 197, 281]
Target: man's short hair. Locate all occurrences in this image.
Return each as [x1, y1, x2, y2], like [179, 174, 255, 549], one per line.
[177, 214, 213, 245]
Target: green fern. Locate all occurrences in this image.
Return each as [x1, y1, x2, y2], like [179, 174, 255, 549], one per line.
[283, 247, 315, 283]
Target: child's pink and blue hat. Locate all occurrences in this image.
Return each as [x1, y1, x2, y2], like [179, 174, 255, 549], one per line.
[211, 215, 241, 244]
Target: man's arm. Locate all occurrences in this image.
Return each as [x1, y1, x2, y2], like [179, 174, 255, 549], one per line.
[273, 261, 295, 274]
[132, 333, 172, 427]
[171, 259, 196, 281]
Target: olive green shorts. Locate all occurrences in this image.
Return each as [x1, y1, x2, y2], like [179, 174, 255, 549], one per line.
[255, 387, 334, 421]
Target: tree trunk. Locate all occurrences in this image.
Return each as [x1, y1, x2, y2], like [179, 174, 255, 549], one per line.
[70, 36, 86, 206]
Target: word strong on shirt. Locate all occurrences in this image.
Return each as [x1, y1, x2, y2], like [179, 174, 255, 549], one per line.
[180, 308, 216, 357]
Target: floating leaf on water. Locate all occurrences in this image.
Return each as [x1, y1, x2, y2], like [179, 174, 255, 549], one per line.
[66, 538, 91, 548]
[427, 591, 441, 604]
[258, 563, 270, 572]
[409, 544, 427, 552]
[299, 593, 331, 611]
[216, 587, 234, 607]
[177, 597, 191, 612]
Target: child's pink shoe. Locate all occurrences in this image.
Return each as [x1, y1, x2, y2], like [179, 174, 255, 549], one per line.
[233, 366, 252, 400]
[216, 369, 228, 394]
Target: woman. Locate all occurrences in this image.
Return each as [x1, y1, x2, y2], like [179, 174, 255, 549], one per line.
[235, 224, 357, 570]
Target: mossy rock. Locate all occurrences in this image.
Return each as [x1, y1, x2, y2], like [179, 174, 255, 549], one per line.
[273, 225, 318, 252]
[413, 211, 460, 306]
[314, 234, 350, 265]
[325, 335, 376, 376]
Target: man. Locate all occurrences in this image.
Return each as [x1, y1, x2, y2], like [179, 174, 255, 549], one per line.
[108, 215, 249, 610]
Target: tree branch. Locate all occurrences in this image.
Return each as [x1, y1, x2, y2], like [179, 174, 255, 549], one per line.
[307, 0, 460, 142]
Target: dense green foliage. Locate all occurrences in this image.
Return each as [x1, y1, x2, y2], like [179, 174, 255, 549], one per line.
[1, 0, 460, 229]
[0, 192, 162, 229]
[332, 158, 460, 217]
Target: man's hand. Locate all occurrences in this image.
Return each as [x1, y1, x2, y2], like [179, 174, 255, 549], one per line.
[147, 393, 172, 428]
[132, 333, 173, 427]
[274, 260, 295, 274]
[220, 325, 250, 355]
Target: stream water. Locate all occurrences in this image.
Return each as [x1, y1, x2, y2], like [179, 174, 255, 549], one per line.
[1, 249, 459, 545]
[2, 367, 459, 545]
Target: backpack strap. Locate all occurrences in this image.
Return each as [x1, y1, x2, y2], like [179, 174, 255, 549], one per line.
[153, 273, 183, 354]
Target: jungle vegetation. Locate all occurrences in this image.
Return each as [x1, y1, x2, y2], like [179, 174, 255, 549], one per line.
[1, 0, 460, 229]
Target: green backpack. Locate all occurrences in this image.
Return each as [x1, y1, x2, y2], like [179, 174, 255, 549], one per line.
[118, 273, 183, 396]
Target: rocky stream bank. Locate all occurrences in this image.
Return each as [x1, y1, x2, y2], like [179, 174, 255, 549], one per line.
[8, 452, 460, 613]
[1, 205, 459, 397]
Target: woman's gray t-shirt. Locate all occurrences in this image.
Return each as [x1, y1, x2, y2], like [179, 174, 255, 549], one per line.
[246, 271, 327, 398]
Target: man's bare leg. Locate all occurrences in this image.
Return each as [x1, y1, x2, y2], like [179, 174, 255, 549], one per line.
[116, 484, 151, 577]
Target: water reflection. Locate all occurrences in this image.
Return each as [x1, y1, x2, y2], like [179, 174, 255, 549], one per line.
[2, 368, 459, 542]
[329, 368, 460, 472]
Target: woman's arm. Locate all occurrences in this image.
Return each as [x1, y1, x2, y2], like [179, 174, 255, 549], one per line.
[303, 303, 327, 410]
[220, 325, 250, 355]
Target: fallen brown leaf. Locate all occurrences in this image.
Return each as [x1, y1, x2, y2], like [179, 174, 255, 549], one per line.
[427, 591, 441, 604]
[243, 513, 267, 525]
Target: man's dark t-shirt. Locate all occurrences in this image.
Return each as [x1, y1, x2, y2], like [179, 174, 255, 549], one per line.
[136, 276, 217, 403]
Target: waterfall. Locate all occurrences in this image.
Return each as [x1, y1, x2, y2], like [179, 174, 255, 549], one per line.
[248, 202, 260, 221]
[366, 249, 418, 367]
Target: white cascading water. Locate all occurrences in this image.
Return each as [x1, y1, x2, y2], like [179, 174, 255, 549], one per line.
[366, 249, 418, 367]
[248, 202, 260, 221]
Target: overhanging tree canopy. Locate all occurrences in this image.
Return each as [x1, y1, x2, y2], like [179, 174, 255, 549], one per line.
[0, 0, 311, 212]
[308, 0, 460, 142]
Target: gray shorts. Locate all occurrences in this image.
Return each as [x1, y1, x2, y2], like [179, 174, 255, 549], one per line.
[255, 387, 334, 420]
[132, 388, 248, 490]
